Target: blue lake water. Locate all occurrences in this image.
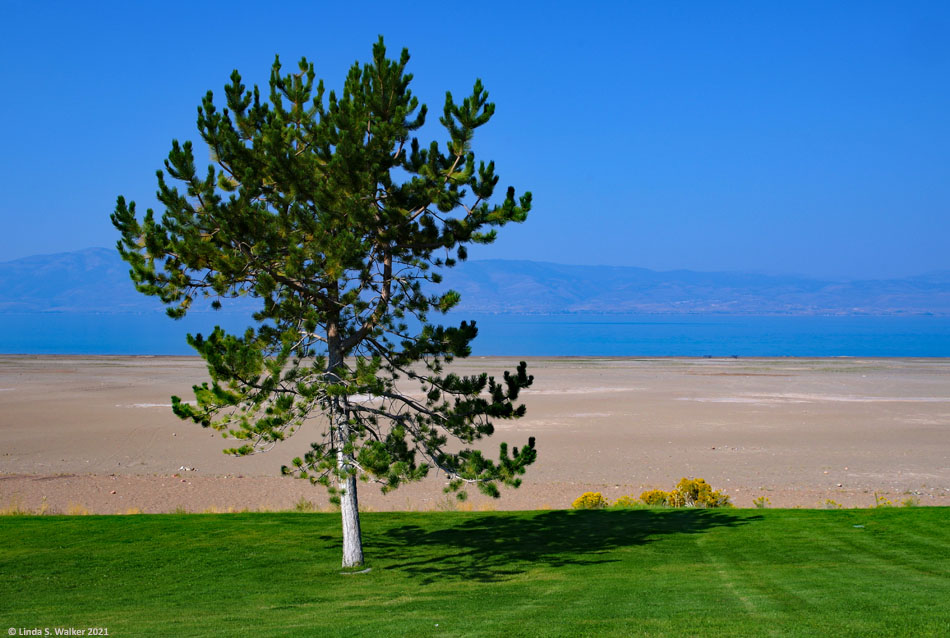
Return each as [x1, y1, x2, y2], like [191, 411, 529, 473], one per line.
[2, 312, 949, 357]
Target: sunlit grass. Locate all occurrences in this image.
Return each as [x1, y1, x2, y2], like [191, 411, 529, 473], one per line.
[1, 508, 948, 637]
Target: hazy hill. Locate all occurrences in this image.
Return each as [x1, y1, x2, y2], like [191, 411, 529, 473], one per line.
[0, 248, 147, 312]
[445, 260, 950, 315]
[1, 247, 948, 315]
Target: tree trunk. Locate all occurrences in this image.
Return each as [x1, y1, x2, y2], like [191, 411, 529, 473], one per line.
[338, 457, 364, 568]
[327, 318, 364, 568]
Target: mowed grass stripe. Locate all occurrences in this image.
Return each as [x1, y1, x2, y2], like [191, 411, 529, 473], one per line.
[1, 508, 948, 637]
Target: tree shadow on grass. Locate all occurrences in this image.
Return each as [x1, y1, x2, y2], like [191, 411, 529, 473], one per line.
[374, 509, 760, 584]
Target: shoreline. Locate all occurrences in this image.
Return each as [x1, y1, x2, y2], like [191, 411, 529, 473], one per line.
[2, 353, 949, 358]
[3, 472, 942, 514]
[2, 355, 948, 512]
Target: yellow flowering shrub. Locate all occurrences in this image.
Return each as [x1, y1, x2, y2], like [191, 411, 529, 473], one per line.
[639, 489, 670, 506]
[873, 493, 894, 508]
[572, 478, 731, 511]
[667, 478, 732, 508]
[571, 492, 608, 510]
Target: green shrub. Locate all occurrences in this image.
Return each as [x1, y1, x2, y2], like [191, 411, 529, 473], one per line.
[572, 492, 608, 510]
[611, 495, 640, 508]
[753, 496, 771, 509]
[293, 497, 316, 512]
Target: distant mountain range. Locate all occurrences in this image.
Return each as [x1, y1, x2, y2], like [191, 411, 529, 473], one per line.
[1, 247, 948, 316]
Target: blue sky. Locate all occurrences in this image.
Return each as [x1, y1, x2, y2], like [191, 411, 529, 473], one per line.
[1, 1, 947, 279]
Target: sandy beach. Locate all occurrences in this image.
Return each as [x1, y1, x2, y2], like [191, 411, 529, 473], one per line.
[1, 355, 948, 512]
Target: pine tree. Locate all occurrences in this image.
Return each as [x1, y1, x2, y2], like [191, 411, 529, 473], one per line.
[111, 38, 536, 567]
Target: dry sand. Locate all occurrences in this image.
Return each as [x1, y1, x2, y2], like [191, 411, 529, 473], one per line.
[1, 355, 948, 512]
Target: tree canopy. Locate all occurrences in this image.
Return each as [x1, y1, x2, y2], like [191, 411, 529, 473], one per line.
[112, 37, 536, 566]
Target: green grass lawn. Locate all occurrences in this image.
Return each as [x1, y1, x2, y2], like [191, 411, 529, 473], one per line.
[1, 508, 948, 637]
